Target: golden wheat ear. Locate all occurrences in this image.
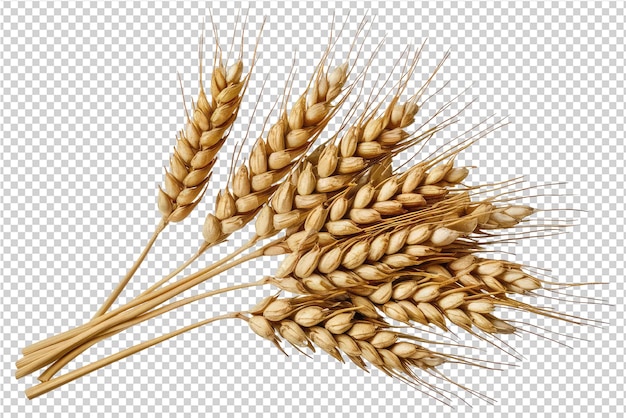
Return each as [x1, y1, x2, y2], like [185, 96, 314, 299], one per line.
[91, 24, 258, 319]
[246, 293, 484, 405]
[160, 21, 259, 223]
[202, 18, 370, 246]
[251, 43, 463, 252]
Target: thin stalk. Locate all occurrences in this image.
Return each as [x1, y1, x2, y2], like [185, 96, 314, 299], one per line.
[140, 235, 257, 296]
[17, 239, 274, 378]
[21, 236, 263, 357]
[139, 244, 208, 296]
[93, 218, 168, 318]
[38, 278, 268, 382]
[26, 312, 245, 399]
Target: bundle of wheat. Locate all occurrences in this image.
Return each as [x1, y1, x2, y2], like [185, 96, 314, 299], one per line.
[17, 19, 590, 404]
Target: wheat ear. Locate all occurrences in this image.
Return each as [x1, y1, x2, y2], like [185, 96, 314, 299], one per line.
[246, 293, 484, 403]
[92, 28, 258, 318]
[204, 57, 352, 244]
[20, 27, 259, 356]
[254, 50, 461, 246]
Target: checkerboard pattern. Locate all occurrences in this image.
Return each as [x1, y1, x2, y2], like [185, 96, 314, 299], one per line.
[2, 1, 624, 417]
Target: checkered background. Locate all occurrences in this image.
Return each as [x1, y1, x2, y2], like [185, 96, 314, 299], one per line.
[1, 1, 624, 417]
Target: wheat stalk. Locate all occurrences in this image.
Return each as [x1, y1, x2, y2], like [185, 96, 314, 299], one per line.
[24, 311, 245, 399]
[91, 25, 261, 319]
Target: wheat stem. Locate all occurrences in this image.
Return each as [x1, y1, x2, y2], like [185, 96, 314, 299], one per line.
[92, 218, 168, 318]
[17, 238, 274, 377]
[26, 312, 243, 399]
[21, 236, 260, 358]
[140, 232, 259, 296]
[37, 278, 268, 382]
[140, 242, 209, 295]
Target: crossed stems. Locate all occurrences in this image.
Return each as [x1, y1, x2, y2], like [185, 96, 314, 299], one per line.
[18, 235, 280, 392]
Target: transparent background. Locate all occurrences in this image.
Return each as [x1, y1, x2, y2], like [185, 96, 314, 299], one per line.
[1, 1, 624, 417]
